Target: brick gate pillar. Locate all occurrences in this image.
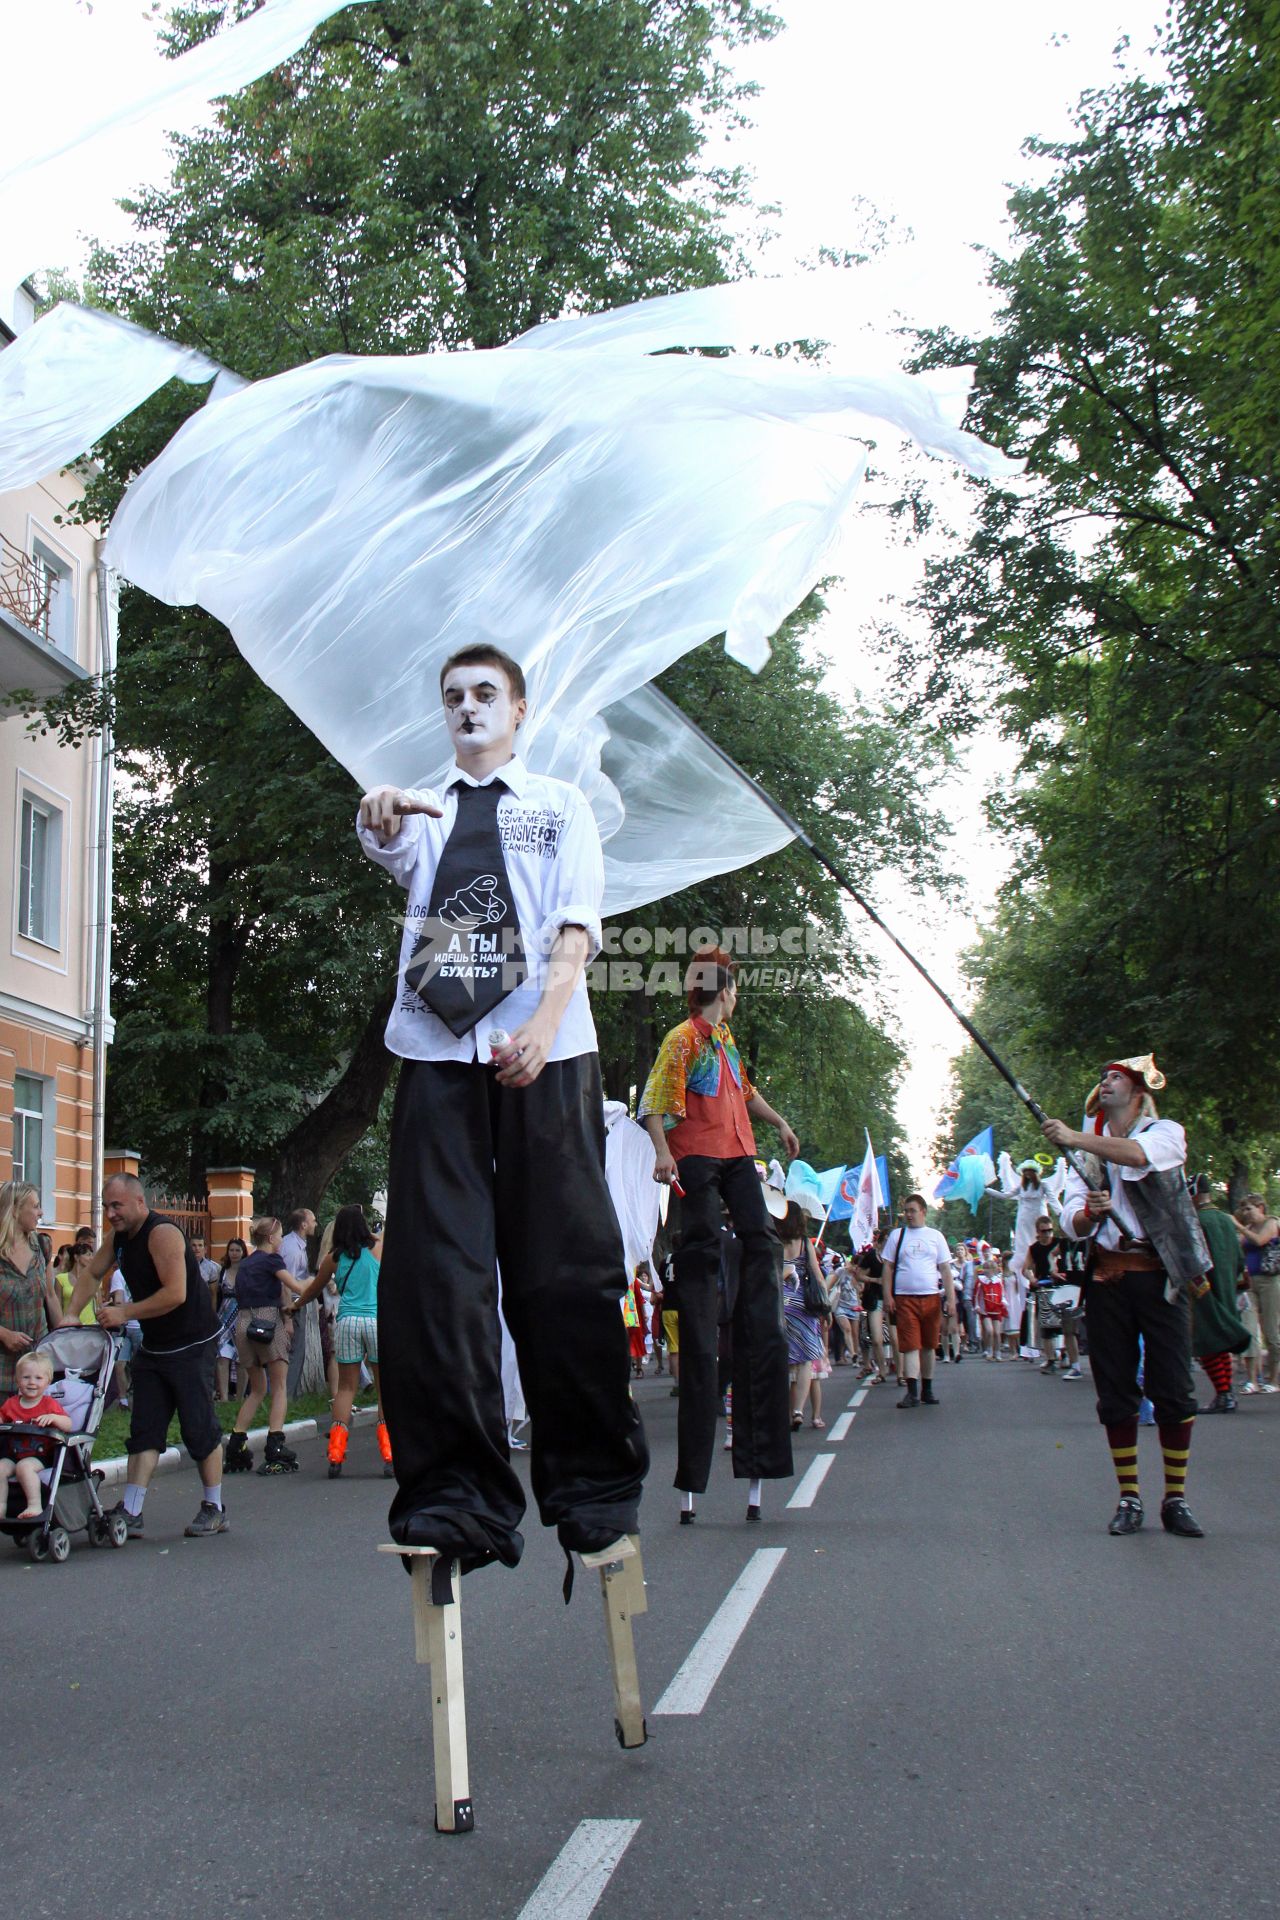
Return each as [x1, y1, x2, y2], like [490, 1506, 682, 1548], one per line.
[205, 1166, 256, 1264]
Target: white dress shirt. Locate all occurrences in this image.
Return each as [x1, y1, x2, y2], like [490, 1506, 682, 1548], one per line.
[357, 755, 603, 1064]
[1057, 1116, 1187, 1248]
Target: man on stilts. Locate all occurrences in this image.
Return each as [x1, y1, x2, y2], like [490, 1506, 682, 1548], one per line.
[1043, 1056, 1210, 1539]
[640, 949, 798, 1525]
[358, 645, 648, 1575]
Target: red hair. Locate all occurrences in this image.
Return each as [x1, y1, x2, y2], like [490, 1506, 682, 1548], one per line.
[685, 946, 737, 1018]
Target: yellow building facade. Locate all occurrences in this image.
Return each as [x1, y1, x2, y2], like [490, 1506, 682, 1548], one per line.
[0, 286, 113, 1243]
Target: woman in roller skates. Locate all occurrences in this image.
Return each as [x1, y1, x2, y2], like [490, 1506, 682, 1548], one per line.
[293, 1204, 390, 1478]
[224, 1217, 308, 1477]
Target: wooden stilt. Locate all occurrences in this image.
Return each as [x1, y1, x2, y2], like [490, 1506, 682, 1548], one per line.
[578, 1534, 648, 1749]
[378, 1544, 474, 1831]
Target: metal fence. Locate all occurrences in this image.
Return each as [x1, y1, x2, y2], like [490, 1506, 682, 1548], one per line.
[153, 1196, 213, 1248]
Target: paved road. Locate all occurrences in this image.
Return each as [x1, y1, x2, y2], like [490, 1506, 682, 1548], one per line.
[5, 1357, 1277, 1919]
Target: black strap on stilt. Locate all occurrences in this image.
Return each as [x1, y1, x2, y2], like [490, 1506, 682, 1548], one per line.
[432, 1556, 457, 1607]
[562, 1548, 575, 1606]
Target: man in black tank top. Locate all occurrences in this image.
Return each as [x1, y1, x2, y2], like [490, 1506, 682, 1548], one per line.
[81, 1173, 227, 1539]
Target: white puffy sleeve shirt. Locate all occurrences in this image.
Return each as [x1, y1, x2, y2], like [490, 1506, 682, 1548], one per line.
[1057, 1117, 1187, 1248]
[356, 756, 602, 1064]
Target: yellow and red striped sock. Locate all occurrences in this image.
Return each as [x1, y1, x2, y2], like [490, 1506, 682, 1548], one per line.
[1159, 1419, 1194, 1502]
[1105, 1419, 1140, 1500]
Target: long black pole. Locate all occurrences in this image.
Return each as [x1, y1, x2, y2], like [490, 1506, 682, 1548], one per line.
[651, 689, 1099, 1192]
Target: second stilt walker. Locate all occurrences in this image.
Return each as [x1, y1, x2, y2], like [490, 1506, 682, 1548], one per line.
[640, 948, 798, 1524]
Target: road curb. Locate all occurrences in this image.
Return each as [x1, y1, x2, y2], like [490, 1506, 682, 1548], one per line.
[94, 1404, 379, 1487]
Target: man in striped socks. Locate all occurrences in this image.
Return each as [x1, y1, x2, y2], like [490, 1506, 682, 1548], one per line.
[1042, 1057, 1210, 1539]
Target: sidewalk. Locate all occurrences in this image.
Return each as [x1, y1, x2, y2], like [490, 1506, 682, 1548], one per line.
[93, 1403, 379, 1486]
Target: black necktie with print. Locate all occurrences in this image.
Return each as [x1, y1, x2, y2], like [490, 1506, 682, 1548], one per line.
[405, 780, 527, 1036]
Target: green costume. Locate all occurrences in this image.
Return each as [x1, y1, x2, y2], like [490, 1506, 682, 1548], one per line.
[1192, 1204, 1250, 1356]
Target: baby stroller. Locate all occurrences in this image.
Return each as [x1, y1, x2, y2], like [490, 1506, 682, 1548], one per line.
[0, 1325, 127, 1563]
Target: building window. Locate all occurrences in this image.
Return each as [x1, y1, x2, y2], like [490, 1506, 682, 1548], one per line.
[18, 791, 63, 948]
[30, 538, 75, 655]
[12, 1073, 46, 1191]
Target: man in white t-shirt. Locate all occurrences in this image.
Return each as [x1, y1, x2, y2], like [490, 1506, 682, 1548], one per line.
[883, 1195, 956, 1409]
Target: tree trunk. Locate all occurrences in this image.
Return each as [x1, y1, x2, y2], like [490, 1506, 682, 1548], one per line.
[264, 980, 398, 1214]
[1227, 1156, 1251, 1212]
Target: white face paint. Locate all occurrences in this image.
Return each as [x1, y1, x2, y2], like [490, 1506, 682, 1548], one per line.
[441, 665, 526, 765]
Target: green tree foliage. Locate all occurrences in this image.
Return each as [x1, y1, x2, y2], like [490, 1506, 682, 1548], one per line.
[70, 0, 931, 1206]
[900, 0, 1280, 1194]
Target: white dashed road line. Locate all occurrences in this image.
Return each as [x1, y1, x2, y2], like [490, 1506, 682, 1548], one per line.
[787, 1453, 835, 1509]
[827, 1411, 855, 1443]
[653, 1548, 788, 1715]
[852, 1388, 869, 1407]
[516, 1820, 641, 1920]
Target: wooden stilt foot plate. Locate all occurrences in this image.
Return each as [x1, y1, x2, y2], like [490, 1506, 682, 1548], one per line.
[378, 1544, 474, 1831]
[579, 1534, 648, 1749]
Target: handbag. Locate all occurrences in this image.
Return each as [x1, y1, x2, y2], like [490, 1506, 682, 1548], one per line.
[801, 1259, 831, 1319]
[246, 1313, 277, 1348]
[1260, 1236, 1280, 1275]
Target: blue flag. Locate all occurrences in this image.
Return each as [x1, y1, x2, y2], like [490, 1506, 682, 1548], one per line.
[827, 1166, 855, 1224]
[934, 1126, 995, 1202]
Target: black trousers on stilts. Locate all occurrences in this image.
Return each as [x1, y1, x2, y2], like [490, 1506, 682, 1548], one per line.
[1084, 1268, 1197, 1427]
[378, 1055, 649, 1567]
[673, 1153, 792, 1493]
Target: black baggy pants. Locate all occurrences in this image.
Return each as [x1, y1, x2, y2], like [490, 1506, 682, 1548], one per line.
[673, 1153, 792, 1492]
[1084, 1267, 1197, 1427]
[379, 1056, 649, 1566]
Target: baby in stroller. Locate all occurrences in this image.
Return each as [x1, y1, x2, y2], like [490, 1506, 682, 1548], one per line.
[0, 1352, 71, 1516]
[0, 1325, 127, 1562]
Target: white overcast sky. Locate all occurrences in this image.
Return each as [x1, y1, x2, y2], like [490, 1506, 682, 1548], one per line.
[8, 0, 1166, 1179]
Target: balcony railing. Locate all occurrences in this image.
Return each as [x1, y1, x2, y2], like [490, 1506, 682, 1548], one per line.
[0, 529, 55, 641]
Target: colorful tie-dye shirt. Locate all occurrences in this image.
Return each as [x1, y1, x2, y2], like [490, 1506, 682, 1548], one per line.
[639, 1016, 758, 1161]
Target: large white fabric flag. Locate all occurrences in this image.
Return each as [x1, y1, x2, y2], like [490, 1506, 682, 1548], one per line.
[100, 280, 1018, 911]
[0, 0, 375, 324]
[103, 282, 1018, 728]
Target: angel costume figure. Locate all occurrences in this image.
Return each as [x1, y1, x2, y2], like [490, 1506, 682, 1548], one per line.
[989, 1156, 1058, 1351]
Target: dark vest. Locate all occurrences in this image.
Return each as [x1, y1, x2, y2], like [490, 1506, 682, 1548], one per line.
[1120, 1158, 1212, 1292]
[113, 1211, 215, 1352]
